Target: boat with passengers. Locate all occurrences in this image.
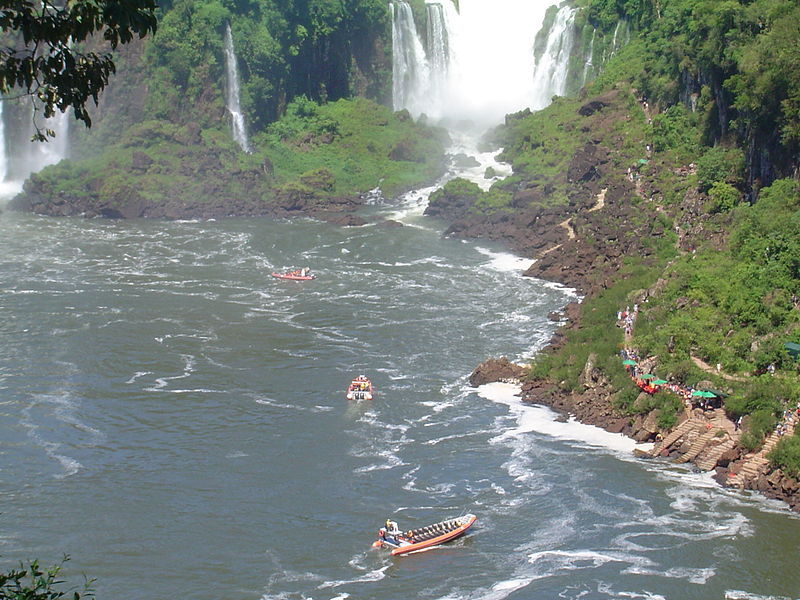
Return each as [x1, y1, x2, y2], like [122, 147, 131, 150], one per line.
[346, 375, 373, 401]
[271, 267, 315, 281]
[372, 514, 476, 555]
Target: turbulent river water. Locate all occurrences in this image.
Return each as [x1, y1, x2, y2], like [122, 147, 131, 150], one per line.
[1, 189, 800, 600]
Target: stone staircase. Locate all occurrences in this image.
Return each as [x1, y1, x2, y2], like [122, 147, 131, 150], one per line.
[675, 428, 720, 464]
[649, 417, 704, 457]
[696, 438, 736, 471]
[727, 421, 796, 488]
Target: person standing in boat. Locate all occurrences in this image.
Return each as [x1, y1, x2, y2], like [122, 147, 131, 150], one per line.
[300, 267, 310, 277]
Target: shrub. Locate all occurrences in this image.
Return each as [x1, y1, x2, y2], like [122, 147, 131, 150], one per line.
[706, 181, 740, 214]
[697, 146, 744, 192]
[769, 431, 800, 478]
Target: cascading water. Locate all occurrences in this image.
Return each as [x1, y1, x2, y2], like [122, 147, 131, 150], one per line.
[391, 2, 430, 115]
[425, 3, 450, 107]
[223, 23, 251, 153]
[390, 0, 576, 128]
[581, 30, 596, 87]
[530, 5, 576, 110]
[0, 99, 69, 198]
[389, 0, 577, 210]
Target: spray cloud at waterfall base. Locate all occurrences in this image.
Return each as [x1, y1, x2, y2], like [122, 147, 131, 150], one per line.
[0, 97, 70, 200]
[389, 0, 577, 212]
[391, 0, 576, 131]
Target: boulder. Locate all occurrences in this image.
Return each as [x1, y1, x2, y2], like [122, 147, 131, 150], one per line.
[469, 357, 527, 387]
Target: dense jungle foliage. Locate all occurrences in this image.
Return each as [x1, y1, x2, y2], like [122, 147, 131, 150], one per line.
[149, 0, 392, 128]
[580, 0, 800, 189]
[519, 0, 800, 470]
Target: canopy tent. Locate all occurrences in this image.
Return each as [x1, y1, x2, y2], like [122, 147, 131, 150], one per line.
[652, 379, 668, 385]
[699, 388, 729, 398]
[622, 359, 637, 366]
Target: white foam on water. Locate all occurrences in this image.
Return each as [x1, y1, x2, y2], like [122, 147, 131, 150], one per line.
[253, 398, 313, 413]
[318, 565, 389, 589]
[433, 576, 535, 600]
[475, 247, 533, 273]
[479, 382, 651, 456]
[725, 592, 796, 600]
[596, 583, 666, 600]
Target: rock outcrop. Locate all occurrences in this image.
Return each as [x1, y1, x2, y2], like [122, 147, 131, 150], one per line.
[469, 357, 527, 387]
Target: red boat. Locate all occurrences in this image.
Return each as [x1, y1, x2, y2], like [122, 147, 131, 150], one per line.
[271, 269, 315, 281]
[346, 376, 373, 401]
[372, 514, 476, 556]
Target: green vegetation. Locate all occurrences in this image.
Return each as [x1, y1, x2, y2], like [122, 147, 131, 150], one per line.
[28, 96, 445, 211]
[770, 430, 800, 478]
[1, 557, 92, 600]
[519, 1, 800, 460]
[584, 0, 800, 183]
[258, 97, 446, 196]
[148, 0, 391, 128]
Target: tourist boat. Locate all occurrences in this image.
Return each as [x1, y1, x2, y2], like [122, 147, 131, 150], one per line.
[346, 376, 373, 401]
[371, 514, 477, 556]
[271, 270, 315, 281]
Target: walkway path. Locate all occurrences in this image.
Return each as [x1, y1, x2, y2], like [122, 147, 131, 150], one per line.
[690, 355, 748, 382]
[588, 188, 607, 213]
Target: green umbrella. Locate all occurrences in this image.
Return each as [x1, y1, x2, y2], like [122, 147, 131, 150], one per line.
[639, 373, 656, 380]
[691, 390, 716, 398]
[652, 379, 668, 385]
[622, 359, 637, 366]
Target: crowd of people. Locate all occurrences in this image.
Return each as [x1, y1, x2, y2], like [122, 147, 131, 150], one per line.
[617, 304, 639, 337]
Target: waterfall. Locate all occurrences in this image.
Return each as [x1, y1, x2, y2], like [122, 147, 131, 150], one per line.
[390, 0, 577, 128]
[530, 6, 576, 110]
[609, 20, 628, 59]
[391, 2, 430, 115]
[425, 3, 450, 106]
[0, 98, 69, 197]
[224, 23, 251, 153]
[34, 110, 70, 169]
[581, 30, 596, 87]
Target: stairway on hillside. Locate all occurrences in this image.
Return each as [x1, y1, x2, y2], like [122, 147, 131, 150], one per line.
[696, 438, 736, 471]
[649, 417, 704, 457]
[727, 421, 796, 488]
[676, 427, 720, 464]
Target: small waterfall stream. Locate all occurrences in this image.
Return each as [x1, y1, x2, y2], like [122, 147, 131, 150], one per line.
[223, 23, 251, 153]
[581, 30, 596, 87]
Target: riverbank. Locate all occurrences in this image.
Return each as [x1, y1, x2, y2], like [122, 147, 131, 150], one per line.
[454, 88, 800, 513]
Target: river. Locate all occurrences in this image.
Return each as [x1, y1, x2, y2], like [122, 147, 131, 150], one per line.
[1, 191, 800, 600]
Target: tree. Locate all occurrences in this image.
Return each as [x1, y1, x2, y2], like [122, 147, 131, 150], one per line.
[0, 0, 158, 140]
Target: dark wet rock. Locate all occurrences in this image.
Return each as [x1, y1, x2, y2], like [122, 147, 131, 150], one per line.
[469, 357, 527, 387]
[451, 153, 481, 168]
[375, 219, 404, 228]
